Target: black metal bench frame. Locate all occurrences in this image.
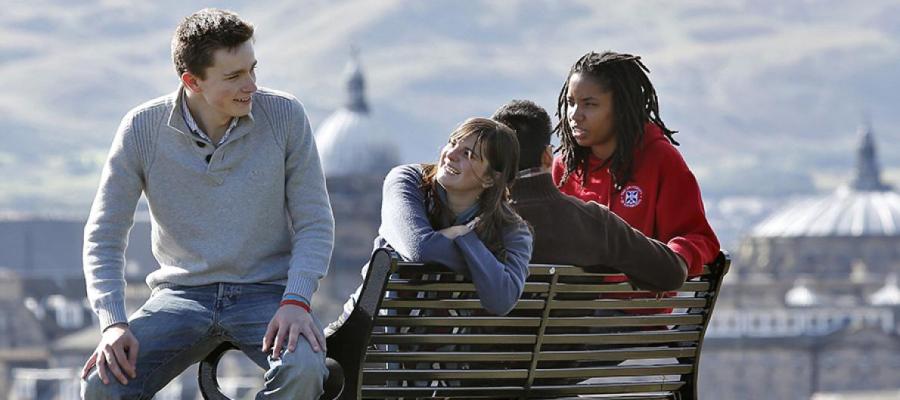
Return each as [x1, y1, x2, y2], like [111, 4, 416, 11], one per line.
[199, 248, 729, 399]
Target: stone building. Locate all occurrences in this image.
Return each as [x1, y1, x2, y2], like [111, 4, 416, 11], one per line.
[0, 269, 50, 399]
[312, 51, 399, 323]
[0, 217, 158, 399]
[701, 124, 900, 399]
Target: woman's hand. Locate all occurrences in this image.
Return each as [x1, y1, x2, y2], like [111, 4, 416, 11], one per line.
[439, 217, 480, 239]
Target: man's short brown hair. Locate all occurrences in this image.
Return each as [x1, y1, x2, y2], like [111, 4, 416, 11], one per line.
[171, 8, 254, 79]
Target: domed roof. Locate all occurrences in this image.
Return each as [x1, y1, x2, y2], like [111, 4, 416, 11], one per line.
[870, 274, 900, 305]
[785, 279, 819, 307]
[315, 50, 399, 178]
[752, 124, 900, 238]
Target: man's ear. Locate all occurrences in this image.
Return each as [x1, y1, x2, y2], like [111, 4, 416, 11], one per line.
[541, 145, 553, 169]
[181, 72, 201, 93]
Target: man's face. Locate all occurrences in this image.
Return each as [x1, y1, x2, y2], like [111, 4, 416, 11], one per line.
[188, 40, 258, 120]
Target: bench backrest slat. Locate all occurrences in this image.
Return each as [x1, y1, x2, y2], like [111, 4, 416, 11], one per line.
[385, 281, 712, 293]
[362, 381, 687, 398]
[364, 347, 700, 364]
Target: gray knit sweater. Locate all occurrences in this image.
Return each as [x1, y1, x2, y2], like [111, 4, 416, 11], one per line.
[83, 87, 334, 330]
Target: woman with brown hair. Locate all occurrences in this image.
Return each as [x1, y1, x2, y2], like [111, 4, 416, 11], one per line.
[329, 117, 533, 328]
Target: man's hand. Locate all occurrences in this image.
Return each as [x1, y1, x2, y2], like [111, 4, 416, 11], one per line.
[81, 323, 139, 385]
[263, 305, 325, 359]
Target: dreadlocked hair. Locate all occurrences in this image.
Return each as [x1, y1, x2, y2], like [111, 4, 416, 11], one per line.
[554, 51, 678, 192]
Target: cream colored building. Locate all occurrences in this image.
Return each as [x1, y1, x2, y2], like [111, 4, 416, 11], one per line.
[701, 125, 900, 399]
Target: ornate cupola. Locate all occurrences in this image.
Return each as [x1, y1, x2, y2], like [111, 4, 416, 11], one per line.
[343, 48, 369, 114]
[850, 123, 891, 192]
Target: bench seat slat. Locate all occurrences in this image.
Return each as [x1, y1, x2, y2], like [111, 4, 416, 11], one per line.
[394, 263, 712, 277]
[363, 369, 530, 381]
[395, 264, 713, 280]
[363, 365, 690, 382]
[553, 281, 710, 293]
[366, 351, 533, 363]
[551, 298, 707, 309]
[376, 316, 541, 327]
[379, 297, 707, 310]
[362, 386, 526, 398]
[385, 281, 710, 294]
[369, 333, 536, 345]
[361, 382, 686, 398]
[541, 331, 701, 345]
[546, 315, 704, 327]
[395, 264, 572, 276]
[365, 348, 698, 364]
[373, 314, 702, 329]
[533, 364, 693, 379]
[368, 331, 699, 346]
[386, 281, 550, 293]
[531, 381, 685, 399]
[538, 347, 697, 362]
[526, 263, 713, 276]
[380, 299, 546, 309]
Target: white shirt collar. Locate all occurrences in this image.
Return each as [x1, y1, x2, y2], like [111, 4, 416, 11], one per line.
[516, 167, 549, 179]
[180, 91, 239, 147]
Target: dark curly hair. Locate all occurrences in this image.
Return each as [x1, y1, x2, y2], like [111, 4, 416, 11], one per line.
[492, 100, 552, 171]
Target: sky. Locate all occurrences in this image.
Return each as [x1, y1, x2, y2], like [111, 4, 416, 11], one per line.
[2, 0, 900, 214]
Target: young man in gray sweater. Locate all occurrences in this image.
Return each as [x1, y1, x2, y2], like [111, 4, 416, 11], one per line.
[81, 9, 334, 400]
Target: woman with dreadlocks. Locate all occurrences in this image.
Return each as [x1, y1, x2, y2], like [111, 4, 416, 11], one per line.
[552, 51, 719, 280]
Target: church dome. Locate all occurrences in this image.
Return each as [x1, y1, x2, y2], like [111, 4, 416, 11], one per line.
[870, 274, 900, 306]
[751, 124, 900, 238]
[315, 51, 399, 178]
[785, 278, 819, 307]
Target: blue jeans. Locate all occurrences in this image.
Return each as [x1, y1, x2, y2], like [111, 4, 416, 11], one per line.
[81, 283, 328, 400]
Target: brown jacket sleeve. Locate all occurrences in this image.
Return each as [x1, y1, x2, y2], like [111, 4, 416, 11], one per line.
[583, 201, 687, 291]
[518, 193, 686, 291]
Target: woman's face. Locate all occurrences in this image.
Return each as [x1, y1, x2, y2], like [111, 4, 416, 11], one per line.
[436, 133, 492, 197]
[566, 72, 617, 159]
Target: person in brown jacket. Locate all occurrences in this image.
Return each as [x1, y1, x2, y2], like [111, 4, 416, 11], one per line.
[492, 100, 686, 291]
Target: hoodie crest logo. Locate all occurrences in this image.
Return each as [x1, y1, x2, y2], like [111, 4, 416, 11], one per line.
[621, 185, 643, 208]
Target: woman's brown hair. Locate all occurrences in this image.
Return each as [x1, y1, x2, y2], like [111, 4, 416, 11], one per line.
[421, 118, 523, 259]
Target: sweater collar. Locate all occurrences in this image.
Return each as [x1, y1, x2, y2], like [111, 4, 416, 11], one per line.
[167, 86, 256, 143]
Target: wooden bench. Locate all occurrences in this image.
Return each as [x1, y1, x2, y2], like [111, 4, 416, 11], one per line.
[199, 248, 730, 399]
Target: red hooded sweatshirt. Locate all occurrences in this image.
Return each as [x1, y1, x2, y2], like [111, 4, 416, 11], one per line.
[552, 123, 720, 277]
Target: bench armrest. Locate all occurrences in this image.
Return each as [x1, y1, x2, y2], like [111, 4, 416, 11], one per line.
[324, 248, 396, 400]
